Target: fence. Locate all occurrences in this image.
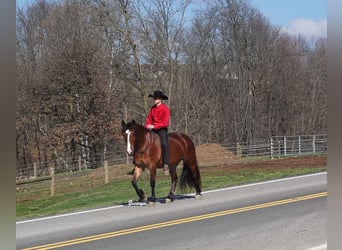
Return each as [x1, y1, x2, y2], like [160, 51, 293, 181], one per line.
[16, 134, 327, 199]
[269, 135, 327, 158]
[16, 134, 327, 181]
[232, 134, 327, 159]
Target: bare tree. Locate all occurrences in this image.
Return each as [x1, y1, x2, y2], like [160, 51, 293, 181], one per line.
[16, 0, 327, 175]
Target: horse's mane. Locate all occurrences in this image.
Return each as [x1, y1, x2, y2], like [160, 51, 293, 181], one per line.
[133, 121, 148, 132]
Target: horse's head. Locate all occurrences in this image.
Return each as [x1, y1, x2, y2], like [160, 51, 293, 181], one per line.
[121, 120, 137, 156]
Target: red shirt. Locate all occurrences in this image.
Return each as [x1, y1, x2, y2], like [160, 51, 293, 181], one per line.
[144, 103, 170, 130]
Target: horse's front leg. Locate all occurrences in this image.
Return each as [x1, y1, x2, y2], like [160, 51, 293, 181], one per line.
[166, 166, 178, 203]
[131, 166, 146, 202]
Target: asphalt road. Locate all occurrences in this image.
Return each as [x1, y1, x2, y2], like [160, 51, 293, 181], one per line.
[16, 172, 327, 250]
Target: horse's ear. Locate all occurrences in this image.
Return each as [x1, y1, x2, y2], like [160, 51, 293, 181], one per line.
[132, 119, 136, 125]
[121, 120, 126, 127]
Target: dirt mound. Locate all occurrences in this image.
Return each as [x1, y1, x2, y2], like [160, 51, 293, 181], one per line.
[196, 143, 238, 166]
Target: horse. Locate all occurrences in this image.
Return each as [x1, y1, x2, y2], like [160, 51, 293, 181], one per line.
[121, 120, 202, 203]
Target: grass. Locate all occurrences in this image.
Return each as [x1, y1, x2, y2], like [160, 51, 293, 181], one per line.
[16, 156, 326, 221]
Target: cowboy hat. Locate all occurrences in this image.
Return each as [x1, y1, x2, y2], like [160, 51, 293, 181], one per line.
[148, 90, 168, 100]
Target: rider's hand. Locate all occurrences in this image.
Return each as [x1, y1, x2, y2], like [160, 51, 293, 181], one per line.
[147, 124, 154, 130]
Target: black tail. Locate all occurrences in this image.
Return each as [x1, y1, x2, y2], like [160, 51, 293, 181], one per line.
[180, 162, 201, 193]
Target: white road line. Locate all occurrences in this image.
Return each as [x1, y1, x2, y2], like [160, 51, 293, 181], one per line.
[16, 172, 326, 225]
[16, 205, 124, 225]
[199, 172, 326, 195]
[305, 243, 327, 250]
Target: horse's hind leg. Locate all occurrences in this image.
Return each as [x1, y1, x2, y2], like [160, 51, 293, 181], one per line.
[131, 166, 146, 202]
[166, 165, 178, 202]
[191, 164, 202, 199]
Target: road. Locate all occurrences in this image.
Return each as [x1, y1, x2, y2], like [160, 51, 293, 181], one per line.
[16, 172, 327, 250]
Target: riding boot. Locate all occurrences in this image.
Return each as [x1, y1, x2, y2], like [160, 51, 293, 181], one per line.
[163, 164, 169, 176]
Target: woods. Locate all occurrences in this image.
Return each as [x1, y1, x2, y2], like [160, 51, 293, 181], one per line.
[16, 0, 327, 175]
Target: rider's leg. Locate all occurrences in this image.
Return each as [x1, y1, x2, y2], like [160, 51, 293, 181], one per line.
[158, 129, 169, 175]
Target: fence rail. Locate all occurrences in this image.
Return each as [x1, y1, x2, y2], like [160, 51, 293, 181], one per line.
[269, 135, 327, 158]
[230, 134, 327, 159]
[16, 134, 327, 181]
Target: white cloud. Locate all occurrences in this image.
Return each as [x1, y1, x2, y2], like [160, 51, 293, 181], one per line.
[283, 19, 327, 38]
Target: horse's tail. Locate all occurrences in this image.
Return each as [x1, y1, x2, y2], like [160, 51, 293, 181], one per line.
[180, 161, 201, 193]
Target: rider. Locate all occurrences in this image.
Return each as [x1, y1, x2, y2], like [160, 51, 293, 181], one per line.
[145, 90, 170, 176]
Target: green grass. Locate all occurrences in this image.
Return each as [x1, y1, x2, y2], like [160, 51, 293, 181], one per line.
[16, 162, 326, 220]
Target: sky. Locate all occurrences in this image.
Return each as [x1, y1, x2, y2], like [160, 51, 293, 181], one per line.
[249, 0, 327, 38]
[17, 0, 327, 39]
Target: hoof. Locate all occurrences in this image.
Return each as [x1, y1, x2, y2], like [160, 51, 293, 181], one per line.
[148, 196, 156, 203]
[195, 194, 202, 200]
[147, 201, 155, 207]
[138, 196, 147, 202]
[165, 198, 172, 203]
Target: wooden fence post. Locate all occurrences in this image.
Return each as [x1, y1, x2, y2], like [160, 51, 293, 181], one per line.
[104, 160, 108, 184]
[78, 156, 82, 171]
[237, 143, 241, 157]
[126, 154, 130, 165]
[270, 138, 273, 159]
[50, 166, 55, 197]
[312, 135, 316, 153]
[33, 163, 37, 178]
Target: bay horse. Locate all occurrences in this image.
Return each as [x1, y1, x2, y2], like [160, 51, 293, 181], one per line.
[121, 120, 202, 203]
